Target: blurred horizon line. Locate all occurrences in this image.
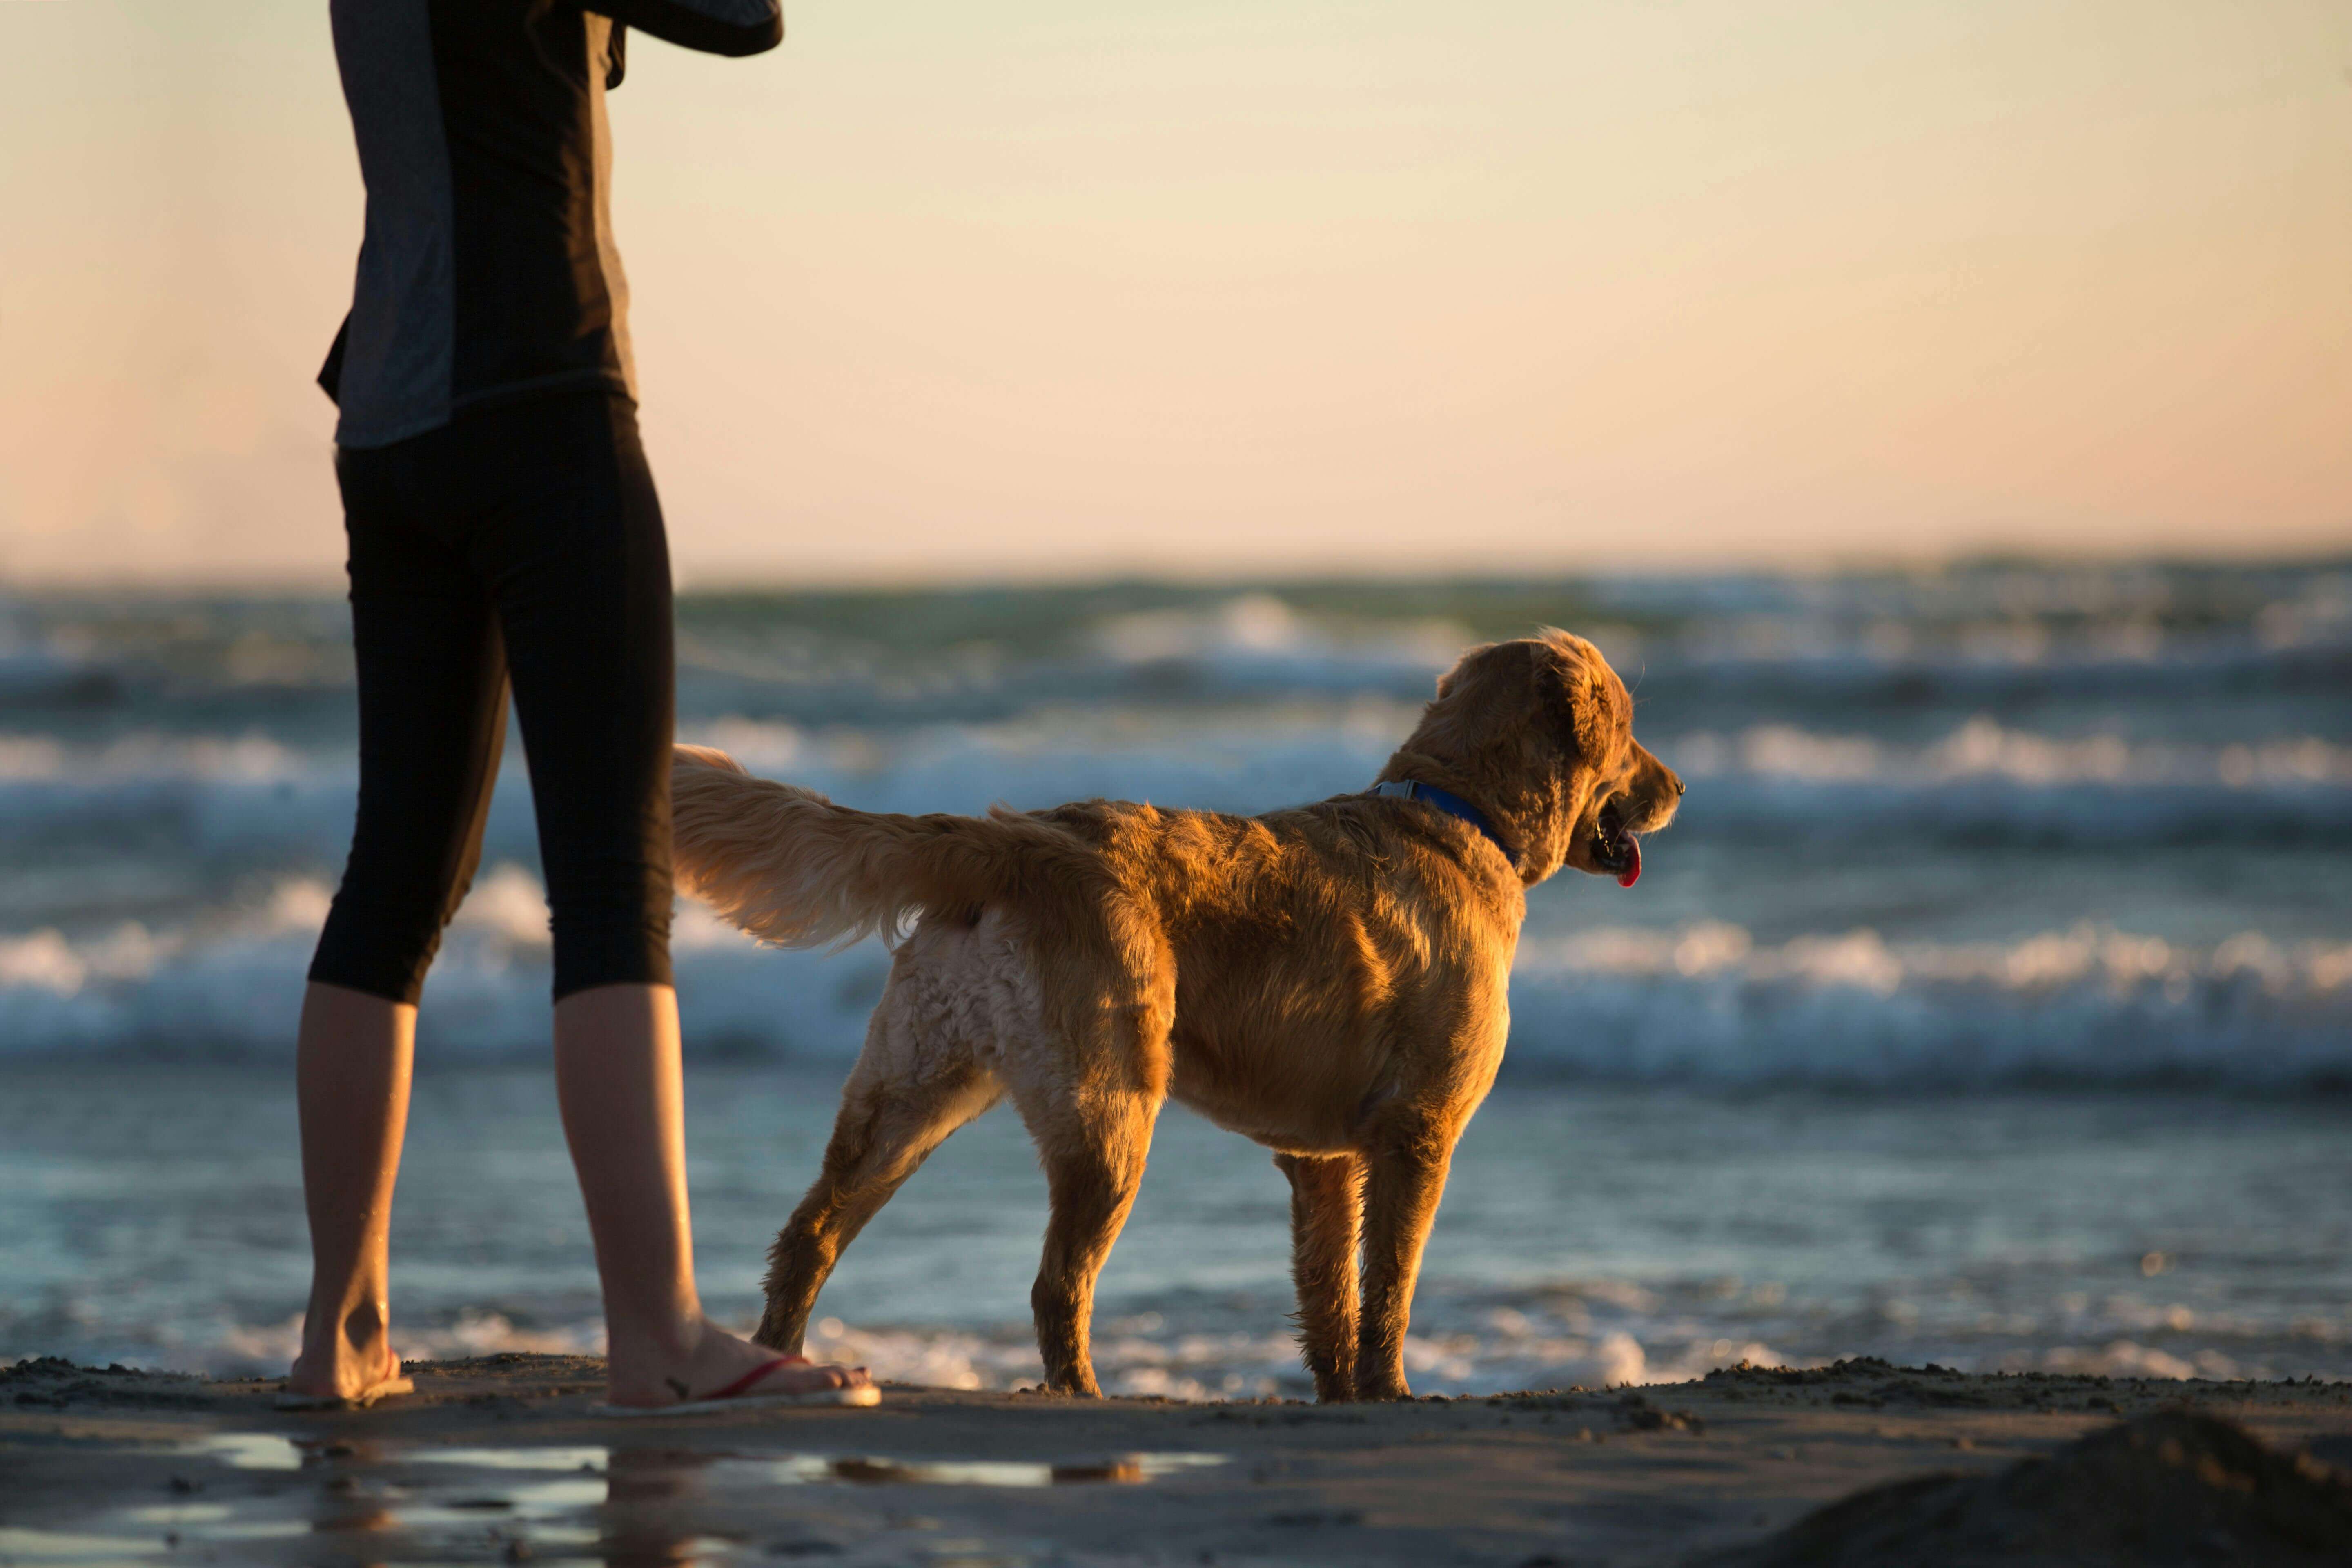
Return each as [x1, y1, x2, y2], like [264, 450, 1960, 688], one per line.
[2, 544, 2346, 600]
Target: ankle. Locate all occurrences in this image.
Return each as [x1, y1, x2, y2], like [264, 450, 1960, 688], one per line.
[342, 1299, 389, 1349]
[300, 1296, 392, 1365]
[604, 1310, 710, 1381]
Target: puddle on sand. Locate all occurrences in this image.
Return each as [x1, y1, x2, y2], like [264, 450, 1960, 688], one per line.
[182, 1430, 305, 1471]
[414, 1445, 611, 1472]
[43, 1436, 1227, 1566]
[111, 1503, 312, 1543]
[0, 1526, 165, 1564]
[775, 1451, 1230, 1487]
[410, 1444, 1227, 1488]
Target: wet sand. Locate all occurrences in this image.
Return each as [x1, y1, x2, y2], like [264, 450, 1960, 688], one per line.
[3, 1355, 2348, 1566]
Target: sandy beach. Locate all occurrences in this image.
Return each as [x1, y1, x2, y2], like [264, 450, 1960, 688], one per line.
[4, 1355, 2348, 1566]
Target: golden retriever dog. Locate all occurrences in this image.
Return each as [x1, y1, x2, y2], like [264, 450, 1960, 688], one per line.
[670, 630, 1682, 1402]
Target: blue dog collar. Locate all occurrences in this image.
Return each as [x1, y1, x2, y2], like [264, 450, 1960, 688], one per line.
[1371, 780, 1517, 867]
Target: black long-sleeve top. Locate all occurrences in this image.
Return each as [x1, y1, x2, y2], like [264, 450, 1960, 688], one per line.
[321, 0, 782, 448]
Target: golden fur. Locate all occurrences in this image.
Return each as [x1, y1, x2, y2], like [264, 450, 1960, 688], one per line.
[670, 630, 1682, 1401]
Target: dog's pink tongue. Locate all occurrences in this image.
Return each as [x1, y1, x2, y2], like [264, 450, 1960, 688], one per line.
[1615, 833, 1642, 889]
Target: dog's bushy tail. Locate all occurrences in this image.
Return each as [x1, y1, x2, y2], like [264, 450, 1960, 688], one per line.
[670, 745, 1089, 949]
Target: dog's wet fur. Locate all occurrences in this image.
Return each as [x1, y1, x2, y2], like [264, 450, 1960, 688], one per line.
[670, 630, 1682, 1401]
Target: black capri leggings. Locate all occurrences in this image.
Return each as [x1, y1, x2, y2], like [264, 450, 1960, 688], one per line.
[310, 391, 675, 1005]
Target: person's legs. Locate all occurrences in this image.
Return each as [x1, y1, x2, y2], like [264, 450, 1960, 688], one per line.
[553, 983, 862, 1401]
[552, 984, 693, 1381]
[293, 432, 509, 1400]
[468, 395, 866, 1403]
[288, 983, 416, 1399]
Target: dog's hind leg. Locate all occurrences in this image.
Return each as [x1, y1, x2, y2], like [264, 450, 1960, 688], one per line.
[755, 1011, 1000, 1352]
[1006, 1040, 1165, 1398]
[1274, 1152, 1365, 1403]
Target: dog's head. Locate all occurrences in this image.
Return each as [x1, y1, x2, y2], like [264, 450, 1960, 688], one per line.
[1383, 629, 1682, 888]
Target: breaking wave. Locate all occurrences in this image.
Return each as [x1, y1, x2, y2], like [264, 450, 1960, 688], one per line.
[0, 714, 2346, 885]
[4, 865, 2345, 1087]
[1507, 923, 2352, 1087]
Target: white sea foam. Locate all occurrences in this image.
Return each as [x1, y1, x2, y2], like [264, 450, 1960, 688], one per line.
[1507, 922, 2352, 1086]
[0, 715, 2345, 901]
[2, 866, 2345, 1085]
[1672, 718, 2352, 788]
[21, 1267, 1784, 1395]
[0, 731, 319, 783]
[42, 1272, 2329, 1393]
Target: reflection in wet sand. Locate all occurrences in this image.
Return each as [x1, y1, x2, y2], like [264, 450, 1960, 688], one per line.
[184, 1430, 305, 1471]
[0, 1524, 166, 1562]
[416, 1445, 613, 1472]
[601, 1447, 722, 1568]
[63, 1433, 1223, 1566]
[820, 1452, 1217, 1487]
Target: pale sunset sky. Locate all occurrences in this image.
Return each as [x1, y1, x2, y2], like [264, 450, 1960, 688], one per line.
[1, 0, 2346, 585]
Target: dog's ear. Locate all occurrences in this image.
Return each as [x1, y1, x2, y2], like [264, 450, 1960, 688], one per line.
[1532, 629, 1619, 771]
[1422, 639, 1544, 758]
[1432, 641, 1497, 702]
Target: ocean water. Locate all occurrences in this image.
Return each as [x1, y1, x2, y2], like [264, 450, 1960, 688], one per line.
[3, 564, 2350, 1393]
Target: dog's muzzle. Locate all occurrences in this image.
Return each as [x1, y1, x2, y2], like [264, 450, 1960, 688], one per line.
[1592, 800, 1642, 888]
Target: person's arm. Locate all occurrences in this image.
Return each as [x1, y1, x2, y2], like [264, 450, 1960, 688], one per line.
[584, 0, 781, 58]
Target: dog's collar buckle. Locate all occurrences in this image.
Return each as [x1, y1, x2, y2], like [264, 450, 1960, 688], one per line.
[1371, 780, 1518, 868]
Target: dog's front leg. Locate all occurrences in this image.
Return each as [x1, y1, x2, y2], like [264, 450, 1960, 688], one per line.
[1354, 1115, 1455, 1401]
[1274, 1152, 1364, 1402]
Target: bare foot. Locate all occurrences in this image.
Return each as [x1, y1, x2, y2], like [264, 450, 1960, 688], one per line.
[286, 1327, 404, 1402]
[605, 1315, 872, 1408]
